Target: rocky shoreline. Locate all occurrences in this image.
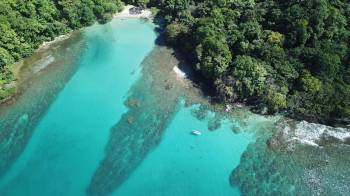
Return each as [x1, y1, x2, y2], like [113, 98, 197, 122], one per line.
[268, 119, 350, 150]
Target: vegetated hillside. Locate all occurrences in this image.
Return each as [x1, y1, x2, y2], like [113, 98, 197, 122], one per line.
[0, 0, 123, 98]
[133, 0, 350, 124]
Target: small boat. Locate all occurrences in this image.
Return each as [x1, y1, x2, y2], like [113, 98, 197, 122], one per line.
[191, 130, 202, 136]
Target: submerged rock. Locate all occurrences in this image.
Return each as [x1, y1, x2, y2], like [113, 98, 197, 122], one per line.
[164, 83, 172, 90]
[125, 97, 141, 108]
[127, 116, 135, 124]
[129, 7, 143, 15]
[207, 114, 222, 131]
[191, 105, 208, 120]
[231, 124, 241, 134]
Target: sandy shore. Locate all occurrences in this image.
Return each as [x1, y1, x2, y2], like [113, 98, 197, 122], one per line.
[114, 5, 153, 19]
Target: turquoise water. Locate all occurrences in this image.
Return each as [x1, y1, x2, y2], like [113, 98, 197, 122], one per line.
[1, 17, 333, 196]
[0, 19, 157, 195]
[113, 102, 252, 196]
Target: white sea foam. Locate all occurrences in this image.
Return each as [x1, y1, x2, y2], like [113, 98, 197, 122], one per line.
[272, 120, 350, 149]
[295, 121, 350, 146]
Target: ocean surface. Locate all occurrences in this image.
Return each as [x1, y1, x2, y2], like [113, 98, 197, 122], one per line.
[0, 18, 348, 196]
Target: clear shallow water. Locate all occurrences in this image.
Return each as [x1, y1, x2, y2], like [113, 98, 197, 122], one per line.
[0, 19, 157, 195]
[113, 101, 252, 196]
[0, 32, 84, 176]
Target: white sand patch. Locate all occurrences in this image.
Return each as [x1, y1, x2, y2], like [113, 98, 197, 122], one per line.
[114, 5, 152, 19]
[173, 66, 187, 78]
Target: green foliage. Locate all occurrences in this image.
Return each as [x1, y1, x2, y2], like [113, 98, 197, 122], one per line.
[152, 0, 350, 123]
[232, 55, 267, 97]
[150, 7, 159, 16]
[267, 32, 284, 46]
[195, 36, 231, 78]
[300, 71, 323, 95]
[165, 23, 189, 45]
[0, 47, 14, 70]
[264, 88, 287, 112]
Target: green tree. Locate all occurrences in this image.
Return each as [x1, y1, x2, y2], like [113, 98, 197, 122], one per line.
[232, 55, 268, 97]
[300, 71, 323, 95]
[196, 35, 231, 78]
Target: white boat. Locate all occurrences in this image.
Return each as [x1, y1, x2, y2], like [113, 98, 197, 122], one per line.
[191, 130, 202, 136]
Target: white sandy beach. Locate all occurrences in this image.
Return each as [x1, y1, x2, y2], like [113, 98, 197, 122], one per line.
[114, 5, 153, 19]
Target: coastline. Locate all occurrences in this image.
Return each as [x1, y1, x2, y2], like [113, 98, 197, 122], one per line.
[0, 34, 73, 104]
[36, 34, 71, 52]
[18, 34, 73, 76]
